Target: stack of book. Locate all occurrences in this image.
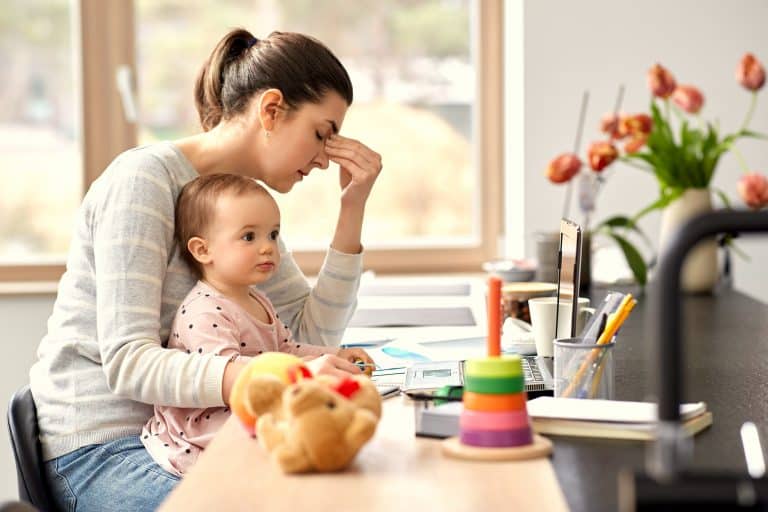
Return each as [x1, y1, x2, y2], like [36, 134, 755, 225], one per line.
[526, 397, 712, 441]
[415, 397, 712, 441]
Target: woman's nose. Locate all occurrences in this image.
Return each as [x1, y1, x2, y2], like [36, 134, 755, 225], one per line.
[315, 147, 330, 170]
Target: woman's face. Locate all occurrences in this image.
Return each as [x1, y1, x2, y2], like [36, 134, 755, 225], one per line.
[252, 91, 349, 193]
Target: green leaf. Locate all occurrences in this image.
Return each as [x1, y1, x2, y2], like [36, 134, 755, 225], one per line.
[713, 187, 732, 209]
[604, 232, 648, 286]
[594, 215, 653, 247]
[632, 188, 685, 222]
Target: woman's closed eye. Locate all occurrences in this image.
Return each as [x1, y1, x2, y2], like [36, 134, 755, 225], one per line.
[315, 131, 324, 141]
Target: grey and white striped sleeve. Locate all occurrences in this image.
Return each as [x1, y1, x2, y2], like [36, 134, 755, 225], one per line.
[92, 161, 229, 408]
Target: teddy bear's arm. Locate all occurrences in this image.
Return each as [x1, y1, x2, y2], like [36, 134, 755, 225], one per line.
[344, 410, 378, 451]
[256, 413, 286, 451]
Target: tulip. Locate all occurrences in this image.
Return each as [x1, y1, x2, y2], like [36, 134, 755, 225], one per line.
[587, 141, 619, 172]
[618, 113, 653, 138]
[671, 85, 704, 114]
[624, 135, 647, 154]
[738, 172, 768, 209]
[600, 112, 621, 139]
[736, 53, 766, 91]
[647, 63, 677, 98]
[546, 153, 582, 184]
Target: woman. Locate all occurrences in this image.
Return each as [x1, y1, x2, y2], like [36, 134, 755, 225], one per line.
[30, 28, 381, 511]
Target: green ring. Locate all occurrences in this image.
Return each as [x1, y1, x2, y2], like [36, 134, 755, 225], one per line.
[465, 356, 523, 378]
[464, 374, 525, 394]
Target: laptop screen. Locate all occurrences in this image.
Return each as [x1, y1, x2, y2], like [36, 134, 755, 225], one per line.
[556, 218, 583, 337]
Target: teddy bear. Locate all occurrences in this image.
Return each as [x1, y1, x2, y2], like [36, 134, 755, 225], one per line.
[230, 353, 382, 473]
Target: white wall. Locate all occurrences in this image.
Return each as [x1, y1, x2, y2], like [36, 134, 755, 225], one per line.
[0, 295, 53, 501]
[508, 0, 768, 301]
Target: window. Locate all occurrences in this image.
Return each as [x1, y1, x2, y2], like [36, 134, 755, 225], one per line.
[0, 1, 81, 272]
[1, 0, 502, 282]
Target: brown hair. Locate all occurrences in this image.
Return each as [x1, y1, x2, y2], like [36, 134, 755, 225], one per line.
[175, 173, 272, 277]
[194, 28, 354, 131]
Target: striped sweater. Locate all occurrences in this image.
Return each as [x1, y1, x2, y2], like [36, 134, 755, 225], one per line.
[29, 141, 362, 461]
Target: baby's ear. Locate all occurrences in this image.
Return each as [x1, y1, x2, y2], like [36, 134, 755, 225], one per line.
[187, 236, 211, 264]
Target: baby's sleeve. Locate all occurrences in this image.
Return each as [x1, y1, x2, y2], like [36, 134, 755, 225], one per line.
[275, 315, 337, 358]
[175, 306, 242, 359]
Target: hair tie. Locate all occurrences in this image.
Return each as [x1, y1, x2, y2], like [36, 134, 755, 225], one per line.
[246, 37, 258, 48]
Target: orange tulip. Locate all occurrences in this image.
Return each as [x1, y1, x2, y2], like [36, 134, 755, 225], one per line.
[624, 135, 648, 154]
[736, 53, 766, 91]
[600, 112, 621, 139]
[619, 113, 653, 138]
[647, 63, 677, 98]
[738, 172, 768, 209]
[671, 85, 704, 114]
[587, 141, 619, 172]
[546, 153, 582, 184]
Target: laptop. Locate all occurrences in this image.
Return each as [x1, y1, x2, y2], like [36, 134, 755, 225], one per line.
[373, 356, 554, 398]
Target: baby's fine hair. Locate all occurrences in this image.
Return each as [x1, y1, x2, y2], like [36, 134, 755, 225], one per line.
[195, 28, 353, 131]
[175, 173, 271, 277]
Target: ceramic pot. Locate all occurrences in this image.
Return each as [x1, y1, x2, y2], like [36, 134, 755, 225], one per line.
[658, 188, 718, 293]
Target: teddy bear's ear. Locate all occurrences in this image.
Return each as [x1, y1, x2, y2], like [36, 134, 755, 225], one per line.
[244, 374, 286, 418]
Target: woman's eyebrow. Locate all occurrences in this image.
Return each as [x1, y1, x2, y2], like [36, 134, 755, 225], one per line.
[325, 119, 339, 134]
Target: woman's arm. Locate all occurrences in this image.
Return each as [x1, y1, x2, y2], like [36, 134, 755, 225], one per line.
[92, 157, 231, 408]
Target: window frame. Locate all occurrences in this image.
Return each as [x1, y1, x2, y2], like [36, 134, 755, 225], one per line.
[0, 0, 502, 283]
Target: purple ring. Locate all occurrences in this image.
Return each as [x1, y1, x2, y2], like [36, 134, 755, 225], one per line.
[460, 426, 533, 447]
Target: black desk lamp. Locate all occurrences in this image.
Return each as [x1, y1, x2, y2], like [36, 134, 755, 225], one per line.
[621, 210, 768, 510]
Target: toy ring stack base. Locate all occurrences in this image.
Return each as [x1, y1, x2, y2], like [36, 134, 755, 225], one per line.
[441, 433, 552, 461]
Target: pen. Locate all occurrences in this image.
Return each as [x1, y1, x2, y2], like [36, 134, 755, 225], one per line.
[595, 313, 608, 340]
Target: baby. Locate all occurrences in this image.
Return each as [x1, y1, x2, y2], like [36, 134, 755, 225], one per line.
[141, 173, 369, 476]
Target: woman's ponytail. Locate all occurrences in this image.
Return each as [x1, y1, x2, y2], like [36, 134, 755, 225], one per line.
[194, 28, 256, 131]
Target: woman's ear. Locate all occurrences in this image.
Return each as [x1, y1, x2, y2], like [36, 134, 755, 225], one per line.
[187, 237, 212, 265]
[258, 88, 285, 132]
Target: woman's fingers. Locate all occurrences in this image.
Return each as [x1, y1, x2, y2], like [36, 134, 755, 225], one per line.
[326, 135, 382, 170]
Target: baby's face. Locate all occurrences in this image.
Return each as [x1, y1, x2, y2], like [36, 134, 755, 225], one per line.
[204, 190, 281, 286]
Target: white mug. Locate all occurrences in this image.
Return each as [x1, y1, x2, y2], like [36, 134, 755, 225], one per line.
[528, 297, 594, 357]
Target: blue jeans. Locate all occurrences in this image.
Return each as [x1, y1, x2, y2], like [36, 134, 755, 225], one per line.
[44, 435, 180, 512]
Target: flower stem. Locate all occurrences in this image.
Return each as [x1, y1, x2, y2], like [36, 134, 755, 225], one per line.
[563, 181, 573, 220]
[739, 92, 758, 133]
[731, 145, 750, 173]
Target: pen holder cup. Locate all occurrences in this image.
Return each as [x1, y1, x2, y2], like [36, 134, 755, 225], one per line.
[553, 337, 616, 400]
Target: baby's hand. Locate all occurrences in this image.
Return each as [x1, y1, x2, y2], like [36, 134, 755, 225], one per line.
[305, 353, 363, 378]
[338, 348, 375, 377]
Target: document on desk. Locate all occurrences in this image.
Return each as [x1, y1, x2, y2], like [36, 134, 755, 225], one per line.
[348, 307, 476, 327]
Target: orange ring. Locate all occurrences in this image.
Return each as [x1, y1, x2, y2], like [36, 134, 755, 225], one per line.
[462, 391, 527, 412]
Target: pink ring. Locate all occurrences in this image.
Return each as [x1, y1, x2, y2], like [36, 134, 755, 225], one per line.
[460, 409, 530, 431]
[460, 427, 533, 447]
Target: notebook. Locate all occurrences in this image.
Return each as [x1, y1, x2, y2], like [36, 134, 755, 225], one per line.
[526, 397, 712, 440]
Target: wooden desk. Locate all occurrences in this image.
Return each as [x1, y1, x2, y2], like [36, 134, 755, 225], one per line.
[161, 397, 568, 511]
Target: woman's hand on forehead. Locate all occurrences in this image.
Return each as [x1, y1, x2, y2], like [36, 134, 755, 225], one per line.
[324, 134, 382, 208]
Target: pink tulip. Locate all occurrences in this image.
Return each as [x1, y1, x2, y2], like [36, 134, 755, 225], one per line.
[647, 63, 677, 98]
[546, 153, 582, 184]
[736, 53, 766, 91]
[587, 141, 619, 172]
[738, 172, 768, 209]
[671, 85, 704, 114]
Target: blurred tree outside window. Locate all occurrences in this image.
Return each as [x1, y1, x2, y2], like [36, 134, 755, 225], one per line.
[0, 1, 82, 264]
[135, 0, 476, 250]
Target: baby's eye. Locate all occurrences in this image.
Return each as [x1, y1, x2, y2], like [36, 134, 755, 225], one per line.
[269, 230, 279, 241]
[242, 232, 255, 242]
